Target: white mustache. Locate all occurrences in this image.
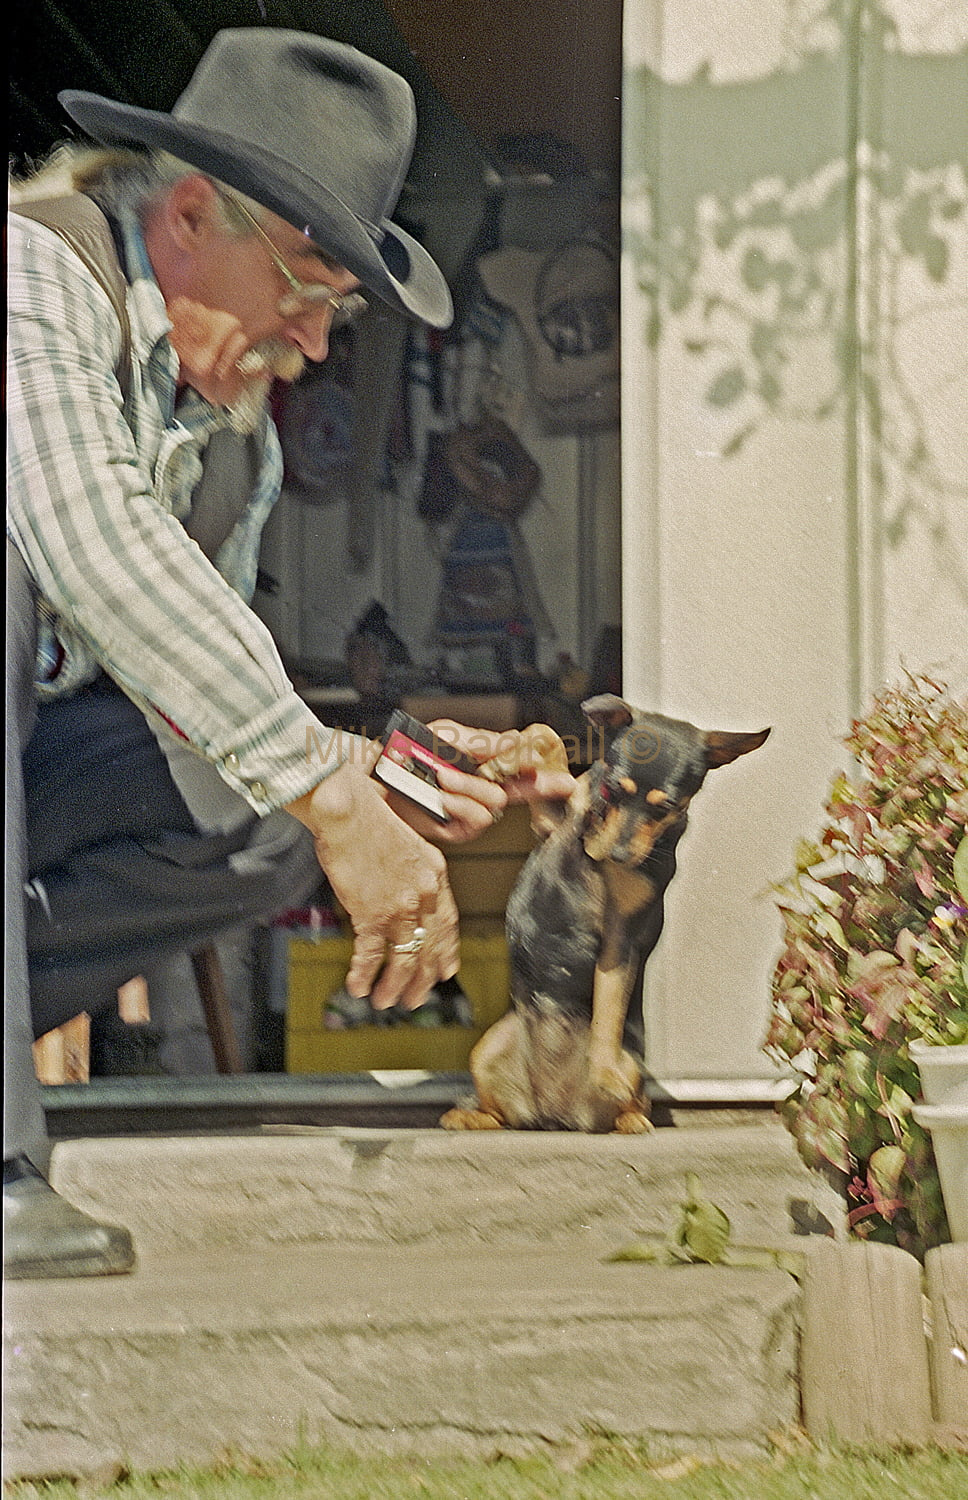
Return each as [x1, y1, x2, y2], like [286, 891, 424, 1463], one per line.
[235, 340, 306, 384]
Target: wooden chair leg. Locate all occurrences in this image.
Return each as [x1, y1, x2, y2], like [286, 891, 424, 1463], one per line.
[32, 1013, 91, 1084]
[189, 943, 245, 1074]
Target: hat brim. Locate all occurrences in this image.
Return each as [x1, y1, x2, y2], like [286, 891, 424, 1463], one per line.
[59, 90, 453, 329]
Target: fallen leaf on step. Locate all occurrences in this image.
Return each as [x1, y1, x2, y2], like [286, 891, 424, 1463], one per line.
[650, 1455, 704, 1480]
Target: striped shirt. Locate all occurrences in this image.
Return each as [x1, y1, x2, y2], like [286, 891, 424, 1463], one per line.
[7, 203, 353, 813]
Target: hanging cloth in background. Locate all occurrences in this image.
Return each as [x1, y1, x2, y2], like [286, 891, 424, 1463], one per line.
[426, 414, 554, 660]
[444, 414, 541, 522]
[433, 506, 536, 647]
[274, 335, 356, 504]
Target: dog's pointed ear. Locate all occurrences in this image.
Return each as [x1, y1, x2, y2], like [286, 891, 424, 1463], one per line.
[580, 694, 635, 729]
[704, 727, 771, 768]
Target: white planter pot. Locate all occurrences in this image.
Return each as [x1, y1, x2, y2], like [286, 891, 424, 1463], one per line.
[909, 1041, 968, 1105]
[911, 1043, 968, 1242]
[912, 1097, 968, 1242]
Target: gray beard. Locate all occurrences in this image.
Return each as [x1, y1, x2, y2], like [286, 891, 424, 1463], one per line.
[224, 376, 273, 435]
[225, 341, 306, 434]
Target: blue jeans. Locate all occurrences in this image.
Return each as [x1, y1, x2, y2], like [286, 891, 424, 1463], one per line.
[4, 541, 319, 1169]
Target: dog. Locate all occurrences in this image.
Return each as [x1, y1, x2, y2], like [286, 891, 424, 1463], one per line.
[441, 695, 770, 1134]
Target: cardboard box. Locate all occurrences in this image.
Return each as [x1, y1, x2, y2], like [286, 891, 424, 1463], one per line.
[400, 694, 520, 733]
[442, 802, 537, 919]
[285, 919, 511, 1074]
[287, 1023, 480, 1074]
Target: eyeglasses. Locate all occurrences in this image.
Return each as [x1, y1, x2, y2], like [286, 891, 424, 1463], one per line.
[225, 195, 367, 327]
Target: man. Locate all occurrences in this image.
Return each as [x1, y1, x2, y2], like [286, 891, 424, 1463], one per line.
[6, 30, 573, 1280]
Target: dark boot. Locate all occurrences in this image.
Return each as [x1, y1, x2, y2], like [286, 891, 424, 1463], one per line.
[3, 1156, 135, 1279]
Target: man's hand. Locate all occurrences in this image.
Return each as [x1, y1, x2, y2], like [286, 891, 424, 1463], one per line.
[430, 721, 577, 808]
[167, 297, 258, 408]
[384, 756, 509, 844]
[284, 762, 459, 1009]
[381, 722, 576, 846]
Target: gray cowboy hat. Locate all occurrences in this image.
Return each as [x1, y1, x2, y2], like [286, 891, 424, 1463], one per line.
[59, 28, 453, 328]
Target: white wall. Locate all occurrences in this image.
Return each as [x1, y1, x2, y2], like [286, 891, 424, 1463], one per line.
[621, 0, 968, 1086]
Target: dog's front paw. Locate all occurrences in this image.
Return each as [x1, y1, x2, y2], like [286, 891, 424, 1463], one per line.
[613, 1109, 654, 1135]
[589, 1064, 636, 1104]
[439, 1107, 504, 1131]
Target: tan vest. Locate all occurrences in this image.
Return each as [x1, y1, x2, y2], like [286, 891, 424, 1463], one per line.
[13, 191, 260, 562]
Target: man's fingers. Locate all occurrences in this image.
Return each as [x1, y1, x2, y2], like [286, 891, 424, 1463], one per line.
[346, 900, 428, 1002]
[369, 948, 426, 1009]
[344, 927, 390, 999]
[289, 762, 461, 1007]
[166, 297, 256, 405]
[434, 760, 506, 810]
[365, 887, 460, 1010]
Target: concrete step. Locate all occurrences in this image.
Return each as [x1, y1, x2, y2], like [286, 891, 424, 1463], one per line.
[3, 1119, 841, 1480]
[3, 1238, 800, 1480]
[43, 1116, 846, 1255]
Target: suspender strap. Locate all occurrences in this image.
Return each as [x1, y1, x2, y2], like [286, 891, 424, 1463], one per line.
[13, 193, 132, 396]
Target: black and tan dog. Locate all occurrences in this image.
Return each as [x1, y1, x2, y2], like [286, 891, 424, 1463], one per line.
[441, 696, 769, 1134]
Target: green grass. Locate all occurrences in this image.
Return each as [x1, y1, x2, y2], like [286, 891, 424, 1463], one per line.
[5, 1435, 968, 1500]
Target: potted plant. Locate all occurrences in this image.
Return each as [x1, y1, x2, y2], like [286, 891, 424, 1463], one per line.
[765, 676, 968, 1258]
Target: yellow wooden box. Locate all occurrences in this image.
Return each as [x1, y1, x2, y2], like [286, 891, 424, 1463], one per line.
[285, 918, 512, 1074]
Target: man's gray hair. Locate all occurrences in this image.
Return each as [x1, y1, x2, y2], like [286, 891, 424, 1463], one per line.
[9, 144, 264, 237]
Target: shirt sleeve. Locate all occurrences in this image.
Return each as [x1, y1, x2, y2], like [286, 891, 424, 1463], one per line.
[6, 214, 357, 812]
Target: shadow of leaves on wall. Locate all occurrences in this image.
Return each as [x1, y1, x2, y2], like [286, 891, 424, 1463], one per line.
[624, 0, 966, 598]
